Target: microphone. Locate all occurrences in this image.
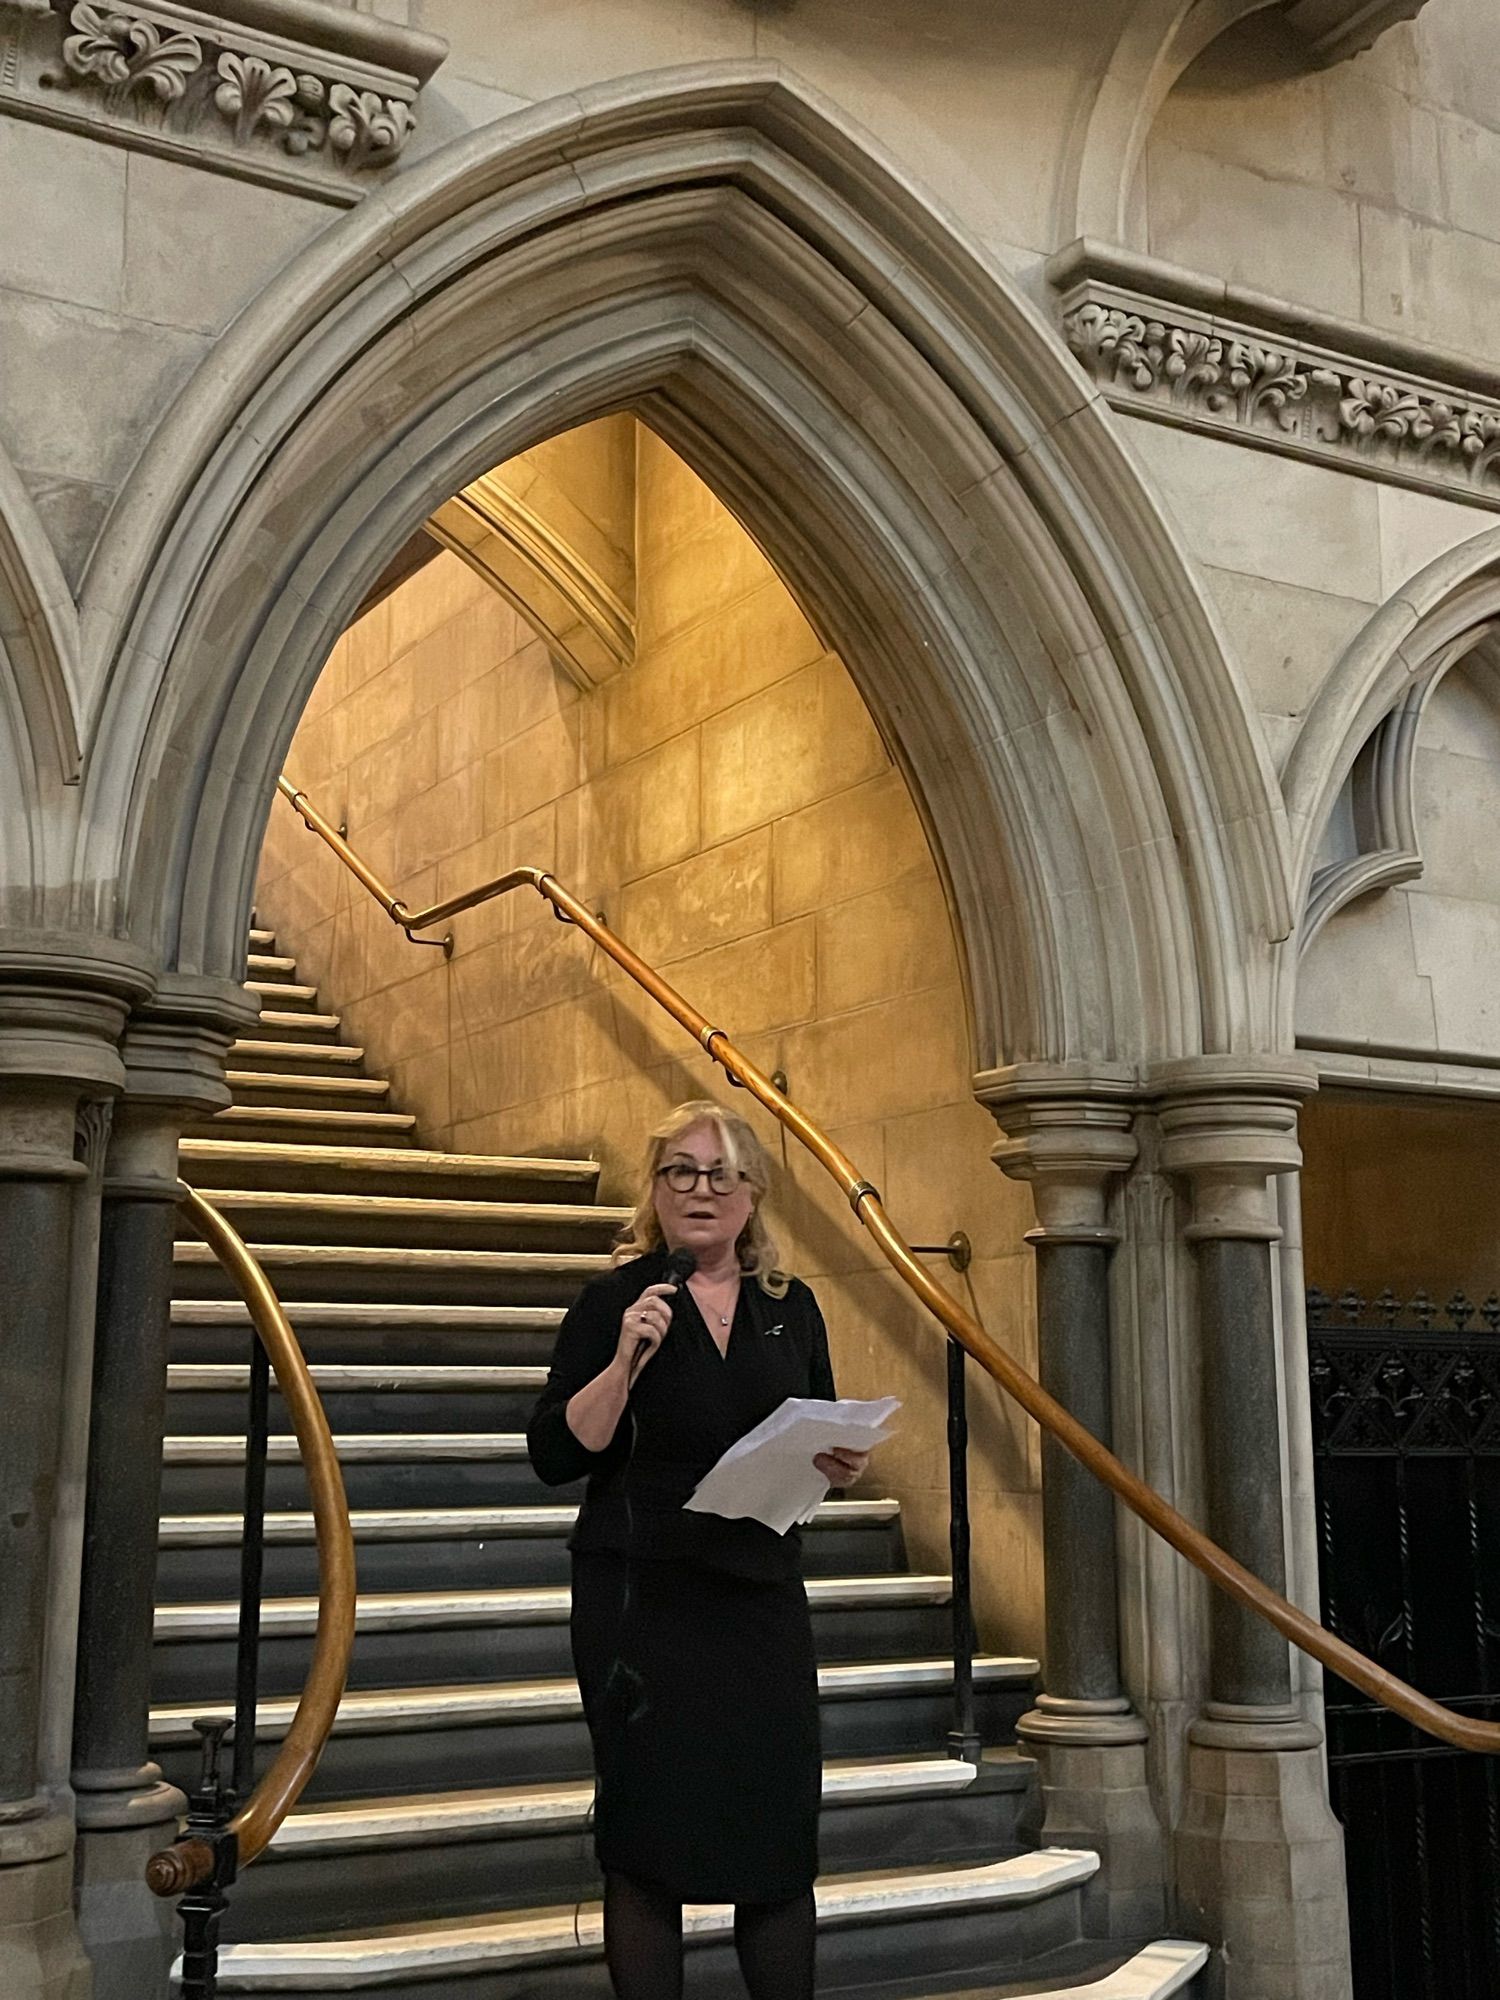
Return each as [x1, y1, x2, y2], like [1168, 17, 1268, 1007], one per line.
[662, 1247, 697, 1288]
[626, 1248, 698, 1388]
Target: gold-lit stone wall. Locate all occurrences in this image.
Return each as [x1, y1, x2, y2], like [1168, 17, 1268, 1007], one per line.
[1301, 1093, 1500, 1308]
[258, 421, 1043, 1656]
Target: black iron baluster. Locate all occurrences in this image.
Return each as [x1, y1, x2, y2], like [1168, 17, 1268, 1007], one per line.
[234, 1336, 271, 1800]
[176, 1719, 239, 2000]
[945, 1333, 980, 1762]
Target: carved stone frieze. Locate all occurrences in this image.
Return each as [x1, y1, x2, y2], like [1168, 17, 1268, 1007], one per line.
[0, 0, 445, 205]
[1051, 241, 1500, 514]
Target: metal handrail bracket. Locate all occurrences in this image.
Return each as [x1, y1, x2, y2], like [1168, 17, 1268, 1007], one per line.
[276, 772, 1500, 1756]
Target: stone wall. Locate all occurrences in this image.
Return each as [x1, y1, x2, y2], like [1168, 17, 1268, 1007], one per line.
[1142, 0, 1500, 363]
[257, 419, 1045, 1656]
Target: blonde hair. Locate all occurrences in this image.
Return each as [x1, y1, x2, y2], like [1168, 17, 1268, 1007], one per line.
[613, 1100, 790, 1298]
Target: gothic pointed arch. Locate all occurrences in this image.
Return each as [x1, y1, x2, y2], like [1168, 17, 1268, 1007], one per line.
[77, 63, 1290, 1072]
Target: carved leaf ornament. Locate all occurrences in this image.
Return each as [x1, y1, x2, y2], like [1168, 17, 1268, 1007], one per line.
[63, 4, 200, 102]
[47, 2, 419, 174]
[327, 82, 414, 167]
[213, 50, 296, 144]
[1065, 299, 1500, 499]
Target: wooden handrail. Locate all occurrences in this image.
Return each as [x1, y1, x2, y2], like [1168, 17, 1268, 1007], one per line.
[278, 773, 1500, 1754]
[145, 1186, 358, 1895]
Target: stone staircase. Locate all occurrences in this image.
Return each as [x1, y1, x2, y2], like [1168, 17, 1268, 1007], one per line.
[149, 924, 1209, 1998]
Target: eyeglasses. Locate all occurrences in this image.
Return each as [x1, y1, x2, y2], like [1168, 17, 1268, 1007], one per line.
[656, 1161, 746, 1196]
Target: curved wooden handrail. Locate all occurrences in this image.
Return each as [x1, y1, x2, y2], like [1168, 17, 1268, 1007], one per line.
[279, 773, 1500, 1755]
[145, 1185, 358, 1896]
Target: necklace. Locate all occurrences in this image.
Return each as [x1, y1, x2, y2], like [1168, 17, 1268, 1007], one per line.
[693, 1274, 738, 1327]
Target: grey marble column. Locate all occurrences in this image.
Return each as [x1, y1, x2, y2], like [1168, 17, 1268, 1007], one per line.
[1157, 1060, 1352, 2000]
[70, 981, 252, 2000]
[985, 1073, 1165, 1938]
[0, 940, 154, 2000]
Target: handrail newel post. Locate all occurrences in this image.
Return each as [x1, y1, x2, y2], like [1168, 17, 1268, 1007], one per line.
[985, 1074, 1166, 1938]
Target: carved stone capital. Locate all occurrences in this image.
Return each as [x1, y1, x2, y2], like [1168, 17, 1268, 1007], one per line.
[976, 1062, 1137, 1238]
[1051, 238, 1500, 515]
[105, 972, 259, 1196]
[0, 0, 446, 207]
[1152, 1056, 1317, 1241]
[0, 936, 155, 1179]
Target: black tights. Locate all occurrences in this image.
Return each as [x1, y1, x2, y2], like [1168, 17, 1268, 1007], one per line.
[603, 1870, 815, 2000]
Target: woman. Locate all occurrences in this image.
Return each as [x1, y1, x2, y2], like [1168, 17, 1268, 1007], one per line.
[526, 1100, 871, 2000]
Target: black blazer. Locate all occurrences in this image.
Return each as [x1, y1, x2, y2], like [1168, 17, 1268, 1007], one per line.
[526, 1249, 837, 1581]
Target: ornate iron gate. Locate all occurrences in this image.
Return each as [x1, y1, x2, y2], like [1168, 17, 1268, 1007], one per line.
[1307, 1287, 1500, 2000]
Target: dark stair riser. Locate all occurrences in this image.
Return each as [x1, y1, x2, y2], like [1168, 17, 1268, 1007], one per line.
[234, 1017, 342, 1046]
[152, 1600, 960, 1703]
[173, 1210, 623, 1253]
[221, 1082, 394, 1114]
[184, 1117, 415, 1148]
[171, 1263, 598, 1305]
[160, 1458, 579, 1512]
[168, 1326, 564, 1368]
[156, 1689, 1033, 1802]
[153, 1519, 908, 1599]
[181, 1158, 601, 1204]
[229, 1777, 1036, 1940]
[165, 1387, 548, 1435]
[216, 1881, 1089, 2000]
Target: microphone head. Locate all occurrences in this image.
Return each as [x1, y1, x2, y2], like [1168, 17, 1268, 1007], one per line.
[662, 1247, 698, 1285]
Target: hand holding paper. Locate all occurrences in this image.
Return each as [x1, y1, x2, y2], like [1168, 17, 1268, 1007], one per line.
[684, 1396, 900, 1537]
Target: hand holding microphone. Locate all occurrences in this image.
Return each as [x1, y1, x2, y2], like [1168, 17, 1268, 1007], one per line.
[618, 1248, 697, 1387]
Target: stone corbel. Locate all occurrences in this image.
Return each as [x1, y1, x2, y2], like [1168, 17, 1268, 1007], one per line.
[0, 0, 447, 206]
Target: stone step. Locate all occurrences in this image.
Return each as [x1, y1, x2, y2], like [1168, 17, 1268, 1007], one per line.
[162, 1363, 550, 1440]
[226, 1071, 392, 1103]
[152, 1494, 908, 1599]
[154, 1495, 900, 1548]
[193, 1105, 418, 1144]
[171, 1241, 608, 1304]
[161, 1431, 533, 1465]
[213, 1758, 1042, 1942]
[204, 1851, 1116, 1997]
[149, 1577, 961, 1702]
[178, 1190, 629, 1252]
[154, 1574, 955, 1644]
[241, 1009, 343, 1041]
[151, 1652, 1028, 1746]
[178, 1139, 601, 1202]
[150, 1658, 1038, 1798]
[248, 928, 276, 951]
[228, 1040, 366, 1071]
[246, 979, 321, 1008]
[248, 953, 298, 978]
[166, 1299, 567, 1367]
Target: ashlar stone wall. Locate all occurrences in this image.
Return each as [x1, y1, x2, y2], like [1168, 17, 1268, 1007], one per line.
[257, 418, 1046, 1656]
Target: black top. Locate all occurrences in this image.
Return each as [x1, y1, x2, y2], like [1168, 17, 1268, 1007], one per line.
[526, 1249, 837, 1581]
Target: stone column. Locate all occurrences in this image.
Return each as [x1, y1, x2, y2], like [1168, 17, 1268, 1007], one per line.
[71, 980, 254, 2000]
[984, 1069, 1166, 1938]
[0, 940, 153, 2000]
[1156, 1059, 1352, 2000]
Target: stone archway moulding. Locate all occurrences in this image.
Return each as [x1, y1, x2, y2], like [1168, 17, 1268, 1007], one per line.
[0, 443, 81, 909]
[45, 63, 1291, 1073]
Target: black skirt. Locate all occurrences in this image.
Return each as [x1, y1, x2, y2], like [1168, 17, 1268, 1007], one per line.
[570, 1550, 821, 1904]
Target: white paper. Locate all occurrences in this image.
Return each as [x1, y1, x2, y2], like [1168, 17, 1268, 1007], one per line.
[683, 1396, 901, 1537]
